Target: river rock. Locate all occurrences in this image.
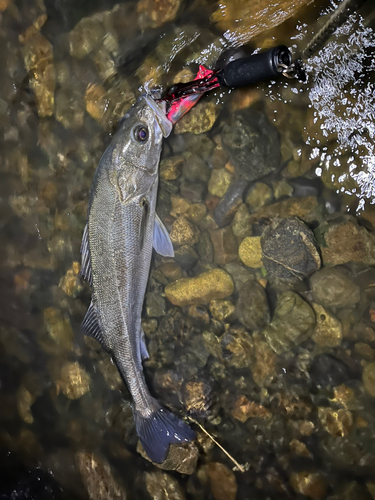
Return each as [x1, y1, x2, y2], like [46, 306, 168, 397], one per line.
[263, 292, 316, 354]
[310, 267, 360, 310]
[221, 108, 280, 181]
[223, 261, 252, 291]
[238, 236, 263, 268]
[208, 168, 233, 198]
[183, 154, 211, 183]
[363, 362, 375, 397]
[56, 362, 90, 400]
[254, 196, 318, 222]
[137, 0, 182, 29]
[165, 269, 234, 306]
[145, 470, 185, 500]
[312, 303, 342, 347]
[318, 407, 353, 437]
[69, 16, 105, 59]
[204, 462, 237, 500]
[261, 217, 321, 282]
[174, 245, 199, 269]
[175, 101, 220, 135]
[232, 395, 271, 422]
[76, 451, 127, 500]
[290, 471, 327, 499]
[160, 155, 184, 181]
[231, 203, 252, 238]
[209, 226, 238, 264]
[246, 182, 272, 211]
[138, 441, 198, 475]
[213, 178, 246, 227]
[170, 216, 200, 246]
[236, 280, 270, 330]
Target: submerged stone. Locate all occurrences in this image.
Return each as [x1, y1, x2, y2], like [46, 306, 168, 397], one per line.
[138, 441, 198, 475]
[290, 471, 327, 499]
[208, 168, 233, 198]
[145, 470, 185, 500]
[170, 216, 200, 246]
[238, 236, 263, 268]
[232, 396, 271, 422]
[263, 292, 316, 354]
[175, 101, 220, 135]
[204, 462, 237, 500]
[209, 226, 238, 264]
[261, 217, 321, 282]
[363, 362, 375, 397]
[56, 362, 90, 400]
[310, 267, 360, 310]
[312, 303, 342, 347]
[165, 269, 234, 306]
[236, 280, 270, 331]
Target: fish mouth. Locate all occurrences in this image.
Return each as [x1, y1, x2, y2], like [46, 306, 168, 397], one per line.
[142, 95, 173, 138]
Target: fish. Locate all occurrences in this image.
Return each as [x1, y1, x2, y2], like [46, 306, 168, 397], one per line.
[80, 95, 195, 463]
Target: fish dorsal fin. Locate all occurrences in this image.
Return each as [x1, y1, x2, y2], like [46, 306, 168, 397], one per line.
[80, 224, 93, 286]
[81, 301, 109, 351]
[153, 213, 174, 257]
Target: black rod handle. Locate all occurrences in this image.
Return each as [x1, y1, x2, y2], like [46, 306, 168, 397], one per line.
[217, 45, 291, 88]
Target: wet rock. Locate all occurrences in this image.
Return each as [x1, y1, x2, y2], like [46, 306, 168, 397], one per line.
[170, 194, 191, 216]
[137, 0, 182, 29]
[318, 407, 353, 437]
[145, 470, 185, 500]
[204, 462, 237, 500]
[76, 451, 127, 500]
[290, 471, 327, 499]
[231, 203, 252, 238]
[69, 16, 105, 59]
[211, 0, 311, 46]
[363, 362, 375, 397]
[221, 109, 280, 181]
[209, 299, 235, 322]
[180, 180, 205, 203]
[208, 168, 233, 198]
[182, 377, 217, 420]
[138, 440, 198, 475]
[55, 88, 85, 129]
[213, 178, 247, 227]
[223, 261, 252, 291]
[309, 354, 354, 388]
[165, 269, 234, 306]
[186, 203, 207, 224]
[145, 292, 166, 317]
[170, 216, 200, 246]
[174, 245, 199, 269]
[236, 280, 270, 331]
[312, 303, 342, 347]
[84, 83, 107, 122]
[261, 217, 321, 282]
[175, 101, 220, 135]
[232, 396, 271, 422]
[17, 386, 35, 424]
[197, 231, 214, 263]
[238, 236, 263, 268]
[318, 217, 375, 266]
[22, 33, 56, 117]
[221, 326, 253, 368]
[160, 155, 184, 181]
[354, 342, 375, 361]
[251, 333, 277, 386]
[209, 226, 238, 264]
[56, 362, 90, 400]
[183, 154, 211, 183]
[59, 261, 84, 298]
[290, 439, 312, 458]
[246, 182, 272, 211]
[329, 482, 373, 500]
[262, 292, 316, 354]
[158, 262, 183, 281]
[310, 267, 360, 310]
[97, 358, 122, 391]
[254, 196, 318, 222]
[43, 307, 74, 352]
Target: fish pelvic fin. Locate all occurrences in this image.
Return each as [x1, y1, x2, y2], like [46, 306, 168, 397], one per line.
[134, 405, 195, 463]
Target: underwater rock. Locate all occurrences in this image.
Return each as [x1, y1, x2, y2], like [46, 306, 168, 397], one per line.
[59, 261, 84, 298]
[289, 439, 312, 458]
[182, 377, 218, 420]
[209, 299, 235, 323]
[160, 155, 184, 181]
[174, 245, 199, 269]
[213, 178, 246, 228]
[84, 83, 107, 122]
[232, 396, 271, 422]
[221, 326, 253, 369]
[262, 292, 315, 354]
[309, 354, 355, 388]
[56, 362, 90, 400]
[197, 232, 214, 263]
[69, 16, 105, 59]
[312, 303, 342, 347]
[186, 203, 207, 224]
[223, 261, 252, 291]
[254, 196, 318, 222]
[137, 0, 182, 29]
[310, 267, 360, 310]
[55, 88, 85, 129]
[238, 236, 263, 268]
[17, 386, 35, 424]
[221, 108, 280, 181]
[209, 226, 238, 264]
[183, 154, 211, 183]
[236, 280, 269, 331]
[175, 101, 220, 135]
[251, 333, 277, 386]
[318, 407, 353, 437]
[138, 441, 198, 475]
[208, 168, 233, 198]
[170, 216, 200, 246]
[231, 203, 252, 238]
[261, 217, 321, 282]
[76, 451, 127, 500]
[97, 358, 122, 391]
[43, 307, 74, 352]
[165, 269, 234, 306]
[363, 362, 375, 397]
[145, 470, 185, 500]
[204, 462, 237, 500]
[22, 33, 55, 117]
[318, 217, 375, 266]
[290, 471, 327, 499]
[145, 292, 166, 317]
[246, 182, 272, 212]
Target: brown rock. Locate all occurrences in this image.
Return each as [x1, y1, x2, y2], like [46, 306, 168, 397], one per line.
[137, 0, 182, 29]
[208, 168, 233, 198]
[175, 101, 220, 135]
[311, 303, 342, 347]
[56, 362, 90, 400]
[160, 156, 184, 181]
[254, 196, 318, 222]
[290, 472, 326, 499]
[145, 470, 185, 499]
[170, 216, 200, 246]
[205, 462, 237, 500]
[310, 267, 360, 310]
[363, 362, 375, 397]
[43, 307, 74, 352]
[232, 396, 271, 422]
[318, 407, 353, 437]
[251, 333, 277, 386]
[138, 441, 198, 475]
[209, 299, 235, 322]
[209, 226, 238, 264]
[289, 439, 312, 458]
[165, 269, 234, 306]
[238, 236, 263, 268]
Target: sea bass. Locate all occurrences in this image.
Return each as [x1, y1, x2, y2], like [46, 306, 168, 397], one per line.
[80, 95, 195, 463]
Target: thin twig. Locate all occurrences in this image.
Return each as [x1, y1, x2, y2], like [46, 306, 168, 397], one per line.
[188, 417, 245, 473]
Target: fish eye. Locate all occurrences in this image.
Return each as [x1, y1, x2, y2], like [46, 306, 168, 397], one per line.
[134, 125, 149, 143]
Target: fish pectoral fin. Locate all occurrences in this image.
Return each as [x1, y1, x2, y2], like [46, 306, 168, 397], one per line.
[153, 213, 174, 257]
[81, 301, 109, 351]
[80, 223, 93, 286]
[140, 328, 149, 361]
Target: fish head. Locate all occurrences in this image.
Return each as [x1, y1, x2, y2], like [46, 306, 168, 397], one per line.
[109, 96, 173, 203]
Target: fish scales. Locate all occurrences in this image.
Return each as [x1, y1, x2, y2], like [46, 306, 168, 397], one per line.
[81, 95, 195, 463]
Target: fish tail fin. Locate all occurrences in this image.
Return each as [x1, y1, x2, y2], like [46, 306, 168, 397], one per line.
[133, 405, 195, 463]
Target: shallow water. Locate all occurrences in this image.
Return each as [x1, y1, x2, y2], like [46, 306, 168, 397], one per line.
[1, 0, 375, 498]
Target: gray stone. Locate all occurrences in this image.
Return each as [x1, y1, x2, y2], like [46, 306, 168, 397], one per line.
[310, 267, 361, 310]
[236, 280, 270, 331]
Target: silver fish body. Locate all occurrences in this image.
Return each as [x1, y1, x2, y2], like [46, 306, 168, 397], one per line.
[80, 95, 195, 462]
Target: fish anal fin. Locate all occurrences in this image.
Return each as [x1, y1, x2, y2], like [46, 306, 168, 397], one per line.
[80, 223, 93, 286]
